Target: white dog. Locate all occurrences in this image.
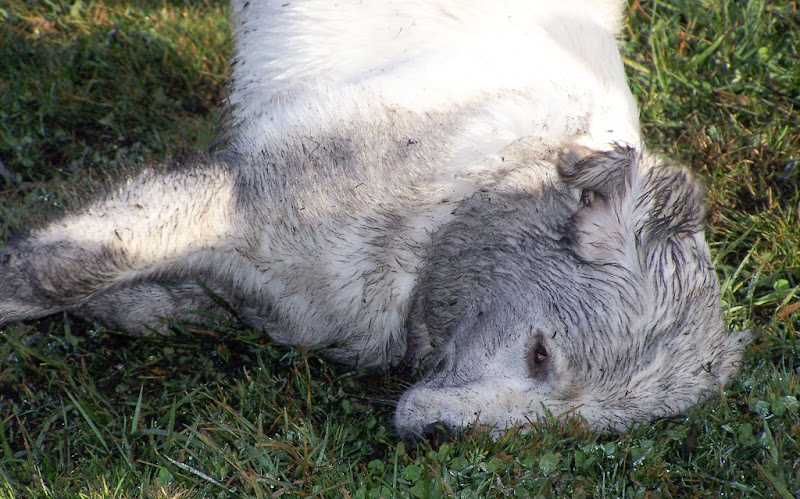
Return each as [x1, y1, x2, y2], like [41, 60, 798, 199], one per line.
[0, 0, 748, 440]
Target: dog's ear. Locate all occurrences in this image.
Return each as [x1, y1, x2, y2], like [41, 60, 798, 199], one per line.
[558, 145, 707, 268]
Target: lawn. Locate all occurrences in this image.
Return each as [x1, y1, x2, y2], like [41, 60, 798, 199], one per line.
[1, 0, 798, 497]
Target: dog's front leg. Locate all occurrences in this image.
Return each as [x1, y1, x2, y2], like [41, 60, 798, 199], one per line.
[0, 154, 237, 327]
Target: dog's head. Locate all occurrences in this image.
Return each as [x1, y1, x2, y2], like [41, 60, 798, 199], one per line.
[396, 145, 749, 440]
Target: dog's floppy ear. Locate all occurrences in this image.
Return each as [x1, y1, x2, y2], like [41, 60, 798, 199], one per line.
[558, 145, 707, 268]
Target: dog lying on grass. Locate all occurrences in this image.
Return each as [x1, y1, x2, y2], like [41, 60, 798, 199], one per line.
[0, 0, 748, 440]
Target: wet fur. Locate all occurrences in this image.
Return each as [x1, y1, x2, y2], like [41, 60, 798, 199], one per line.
[0, 0, 748, 439]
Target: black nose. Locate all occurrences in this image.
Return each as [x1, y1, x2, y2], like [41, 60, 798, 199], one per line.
[422, 421, 455, 448]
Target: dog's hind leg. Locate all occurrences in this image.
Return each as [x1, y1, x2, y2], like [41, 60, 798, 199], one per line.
[0, 154, 237, 327]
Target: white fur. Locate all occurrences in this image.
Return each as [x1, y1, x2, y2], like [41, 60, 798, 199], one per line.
[230, 0, 640, 146]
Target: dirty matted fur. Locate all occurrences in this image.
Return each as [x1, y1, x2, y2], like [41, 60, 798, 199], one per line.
[0, 0, 749, 440]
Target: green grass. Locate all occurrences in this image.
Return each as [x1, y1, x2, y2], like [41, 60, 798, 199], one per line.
[1, 0, 798, 497]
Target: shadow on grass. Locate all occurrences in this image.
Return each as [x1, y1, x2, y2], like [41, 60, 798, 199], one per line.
[0, 0, 230, 187]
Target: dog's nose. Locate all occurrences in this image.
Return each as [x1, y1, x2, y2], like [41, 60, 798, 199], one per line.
[422, 421, 455, 448]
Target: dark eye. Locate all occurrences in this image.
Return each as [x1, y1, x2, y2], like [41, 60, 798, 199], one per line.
[527, 334, 550, 381]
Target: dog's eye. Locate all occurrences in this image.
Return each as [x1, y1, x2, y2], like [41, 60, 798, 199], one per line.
[527, 336, 549, 381]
